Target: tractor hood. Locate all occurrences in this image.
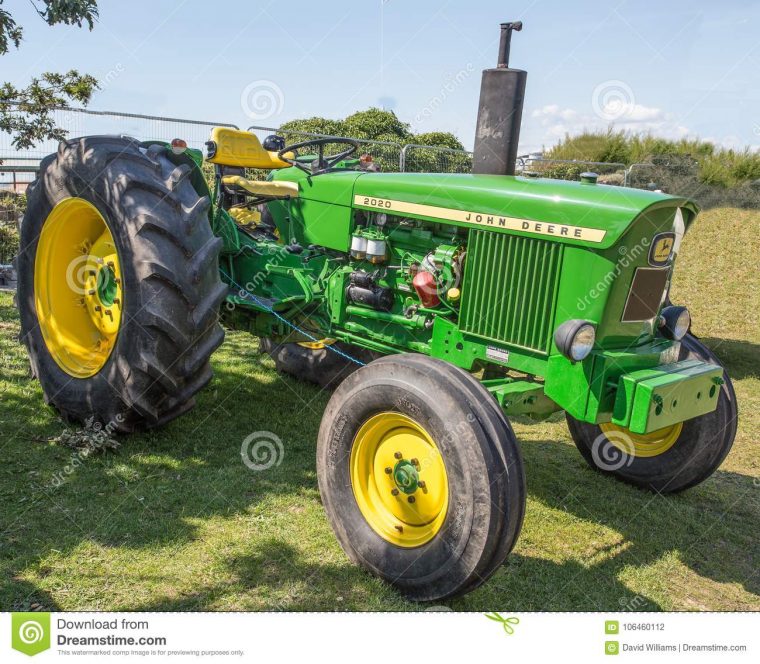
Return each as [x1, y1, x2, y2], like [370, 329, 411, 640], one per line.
[351, 172, 698, 249]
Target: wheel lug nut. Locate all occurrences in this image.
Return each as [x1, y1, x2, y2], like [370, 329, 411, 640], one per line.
[87, 289, 95, 295]
[411, 458, 420, 468]
[94, 305, 101, 312]
[384, 467, 392, 474]
[418, 481, 426, 489]
[391, 488, 399, 496]
[395, 525, 403, 533]
[408, 496, 415, 503]
[394, 451, 402, 459]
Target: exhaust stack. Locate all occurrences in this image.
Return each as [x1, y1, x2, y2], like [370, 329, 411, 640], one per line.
[472, 22, 527, 176]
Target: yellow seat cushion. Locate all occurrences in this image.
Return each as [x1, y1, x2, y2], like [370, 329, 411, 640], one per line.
[221, 175, 299, 198]
[207, 127, 291, 169]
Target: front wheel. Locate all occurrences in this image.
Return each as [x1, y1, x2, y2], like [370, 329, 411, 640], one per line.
[566, 334, 738, 493]
[317, 353, 526, 601]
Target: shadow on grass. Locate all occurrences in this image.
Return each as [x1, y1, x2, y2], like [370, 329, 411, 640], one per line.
[2, 298, 757, 611]
[487, 439, 760, 608]
[699, 337, 760, 380]
[130, 539, 403, 612]
[0, 327, 336, 610]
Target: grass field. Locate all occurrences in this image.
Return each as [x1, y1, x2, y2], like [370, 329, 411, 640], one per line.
[1, 207, 758, 612]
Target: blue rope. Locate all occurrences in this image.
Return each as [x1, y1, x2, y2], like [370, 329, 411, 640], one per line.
[219, 268, 366, 367]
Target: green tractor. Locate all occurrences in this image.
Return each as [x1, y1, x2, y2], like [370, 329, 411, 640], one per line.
[17, 24, 736, 601]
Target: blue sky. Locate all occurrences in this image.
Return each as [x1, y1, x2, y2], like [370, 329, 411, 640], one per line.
[4, 0, 760, 153]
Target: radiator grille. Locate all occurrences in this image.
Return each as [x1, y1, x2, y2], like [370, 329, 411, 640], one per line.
[459, 231, 563, 353]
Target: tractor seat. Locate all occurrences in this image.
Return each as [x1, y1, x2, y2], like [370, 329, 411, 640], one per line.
[206, 127, 291, 169]
[221, 175, 299, 199]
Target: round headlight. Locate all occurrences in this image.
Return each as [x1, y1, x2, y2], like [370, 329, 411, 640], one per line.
[659, 305, 690, 341]
[554, 320, 596, 362]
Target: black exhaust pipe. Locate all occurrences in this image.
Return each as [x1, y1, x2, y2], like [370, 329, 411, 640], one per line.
[472, 22, 527, 176]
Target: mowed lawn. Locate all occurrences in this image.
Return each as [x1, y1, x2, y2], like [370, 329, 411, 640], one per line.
[0, 207, 758, 612]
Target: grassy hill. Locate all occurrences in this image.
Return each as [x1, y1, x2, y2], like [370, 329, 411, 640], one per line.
[0, 207, 757, 612]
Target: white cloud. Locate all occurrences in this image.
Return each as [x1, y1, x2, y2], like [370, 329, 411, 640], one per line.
[529, 103, 691, 147]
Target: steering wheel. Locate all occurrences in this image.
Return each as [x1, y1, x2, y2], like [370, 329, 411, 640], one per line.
[277, 137, 359, 175]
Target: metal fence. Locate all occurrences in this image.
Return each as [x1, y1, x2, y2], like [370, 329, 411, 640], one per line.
[1, 106, 238, 160]
[517, 157, 629, 185]
[1, 106, 238, 192]
[247, 125, 477, 174]
[2, 108, 749, 207]
[247, 125, 405, 173]
[400, 144, 473, 174]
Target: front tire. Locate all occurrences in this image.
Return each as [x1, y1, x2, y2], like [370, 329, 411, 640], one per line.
[17, 136, 227, 433]
[566, 334, 738, 493]
[317, 354, 525, 601]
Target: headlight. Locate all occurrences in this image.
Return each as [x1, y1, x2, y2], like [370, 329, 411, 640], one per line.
[659, 306, 690, 341]
[554, 320, 596, 362]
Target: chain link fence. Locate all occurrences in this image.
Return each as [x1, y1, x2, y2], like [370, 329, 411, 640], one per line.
[3, 108, 755, 208]
[1, 106, 237, 160]
[247, 125, 404, 173]
[518, 157, 628, 185]
[400, 144, 473, 173]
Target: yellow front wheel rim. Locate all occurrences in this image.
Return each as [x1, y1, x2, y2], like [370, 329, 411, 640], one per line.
[350, 412, 448, 548]
[34, 198, 123, 378]
[600, 421, 683, 458]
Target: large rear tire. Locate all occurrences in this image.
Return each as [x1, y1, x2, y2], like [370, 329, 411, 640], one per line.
[566, 334, 737, 493]
[317, 354, 525, 601]
[17, 136, 227, 433]
[260, 337, 378, 389]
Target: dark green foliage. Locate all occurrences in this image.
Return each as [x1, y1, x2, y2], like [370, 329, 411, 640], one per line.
[0, 193, 22, 261]
[1, 0, 99, 151]
[546, 129, 760, 208]
[281, 107, 465, 150]
[280, 108, 468, 173]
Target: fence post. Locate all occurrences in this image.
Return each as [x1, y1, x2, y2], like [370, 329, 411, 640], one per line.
[399, 145, 409, 172]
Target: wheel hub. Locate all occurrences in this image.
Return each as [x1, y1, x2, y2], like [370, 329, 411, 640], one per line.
[392, 459, 419, 494]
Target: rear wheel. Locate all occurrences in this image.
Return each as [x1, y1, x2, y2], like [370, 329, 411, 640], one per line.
[317, 354, 525, 601]
[17, 136, 227, 432]
[260, 337, 378, 389]
[566, 334, 737, 493]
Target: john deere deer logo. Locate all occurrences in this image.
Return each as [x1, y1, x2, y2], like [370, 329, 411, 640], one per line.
[649, 232, 676, 266]
[11, 613, 50, 656]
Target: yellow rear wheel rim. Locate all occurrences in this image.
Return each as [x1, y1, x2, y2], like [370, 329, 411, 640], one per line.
[297, 338, 336, 350]
[34, 197, 123, 378]
[599, 421, 683, 458]
[350, 412, 448, 548]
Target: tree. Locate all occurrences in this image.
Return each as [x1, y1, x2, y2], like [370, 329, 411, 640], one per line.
[279, 108, 469, 172]
[1, 0, 99, 151]
[280, 107, 465, 150]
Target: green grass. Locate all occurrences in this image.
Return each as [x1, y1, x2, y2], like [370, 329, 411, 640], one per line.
[1, 207, 758, 612]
